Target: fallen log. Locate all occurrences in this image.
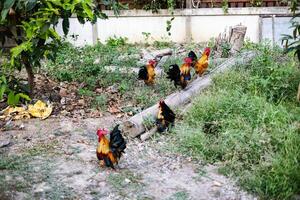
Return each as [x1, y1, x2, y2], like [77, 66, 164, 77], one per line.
[121, 51, 256, 138]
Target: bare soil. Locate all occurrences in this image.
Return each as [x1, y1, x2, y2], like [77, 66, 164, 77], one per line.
[0, 117, 256, 200]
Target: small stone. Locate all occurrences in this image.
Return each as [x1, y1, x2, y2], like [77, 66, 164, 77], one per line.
[59, 88, 68, 97]
[0, 140, 10, 148]
[19, 124, 25, 130]
[78, 99, 85, 106]
[213, 181, 222, 187]
[60, 97, 66, 105]
[124, 178, 131, 183]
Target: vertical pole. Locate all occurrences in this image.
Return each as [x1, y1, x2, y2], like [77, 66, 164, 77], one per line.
[271, 15, 275, 46]
[258, 16, 262, 43]
[92, 23, 98, 45]
[185, 0, 192, 43]
[186, 0, 192, 8]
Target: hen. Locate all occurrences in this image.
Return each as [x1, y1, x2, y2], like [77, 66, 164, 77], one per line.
[96, 125, 126, 169]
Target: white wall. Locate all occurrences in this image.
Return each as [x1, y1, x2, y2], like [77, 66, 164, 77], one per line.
[97, 16, 187, 43]
[55, 18, 94, 46]
[190, 16, 260, 42]
[56, 7, 293, 46]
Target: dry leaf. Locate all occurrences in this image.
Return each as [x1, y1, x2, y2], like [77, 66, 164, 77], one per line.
[28, 100, 52, 120]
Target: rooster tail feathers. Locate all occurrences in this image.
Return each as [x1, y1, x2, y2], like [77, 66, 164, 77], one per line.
[188, 51, 197, 62]
[167, 64, 181, 86]
[109, 125, 126, 159]
[138, 66, 148, 80]
[157, 101, 176, 132]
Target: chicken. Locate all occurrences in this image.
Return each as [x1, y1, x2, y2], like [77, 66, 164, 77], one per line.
[96, 125, 126, 169]
[194, 47, 211, 76]
[188, 50, 197, 68]
[156, 100, 176, 132]
[167, 57, 193, 89]
[138, 59, 156, 85]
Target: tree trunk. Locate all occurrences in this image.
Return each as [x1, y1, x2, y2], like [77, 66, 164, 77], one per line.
[121, 51, 257, 138]
[229, 25, 247, 55]
[22, 55, 35, 94]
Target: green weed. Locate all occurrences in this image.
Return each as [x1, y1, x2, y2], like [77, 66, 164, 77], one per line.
[174, 43, 300, 199]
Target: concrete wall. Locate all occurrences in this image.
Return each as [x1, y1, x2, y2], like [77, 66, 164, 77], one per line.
[261, 16, 300, 46]
[55, 7, 294, 46]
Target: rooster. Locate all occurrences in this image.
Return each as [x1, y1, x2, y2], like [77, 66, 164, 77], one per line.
[167, 57, 193, 89]
[138, 59, 156, 85]
[96, 125, 126, 169]
[188, 51, 198, 68]
[156, 100, 176, 132]
[194, 47, 211, 76]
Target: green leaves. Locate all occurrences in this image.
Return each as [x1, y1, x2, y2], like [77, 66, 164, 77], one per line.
[281, 15, 300, 62]
[0, 0, 120, 92]
[7, 91, 31, 106]
[0, 75, 31, 105]
[62, 17, 69, 35]
[1, 0, 15, 21]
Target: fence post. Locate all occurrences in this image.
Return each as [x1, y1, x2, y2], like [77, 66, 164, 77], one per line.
[92, 23, 98, 45]
[186, 0, 192, 42]
[186, 0, 192, 8]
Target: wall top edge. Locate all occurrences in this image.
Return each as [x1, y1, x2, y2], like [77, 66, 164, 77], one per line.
[100, 7, 294, 17]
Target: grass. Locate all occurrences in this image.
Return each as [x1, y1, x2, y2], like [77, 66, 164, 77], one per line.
[107, 169, 144, 198]
[173, 43, 300, 199]
[167, 190, 189, 200]
[44, 37, 180, 110]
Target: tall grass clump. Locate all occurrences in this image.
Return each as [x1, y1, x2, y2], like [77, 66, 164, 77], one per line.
[175, 43, 300, 199]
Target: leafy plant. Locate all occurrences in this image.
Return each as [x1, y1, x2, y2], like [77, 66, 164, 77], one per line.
[174, 44, 300, 199]
[0, 0, 121, 93]
[220, 41, 231, 58]
[142, 32, 151, 45]
[0, 75, 31, 106]
[281, 0, 300, 61]
[94, 94, 107, 109]
[106, 36, 128, 47]
[282, 16, 300, 61]
[221, 0, 229, 14]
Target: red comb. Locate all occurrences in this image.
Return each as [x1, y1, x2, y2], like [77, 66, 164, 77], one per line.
[204, 47, 211, 56]
[184, 57, 193, 64]
[149, 59, 156, 65]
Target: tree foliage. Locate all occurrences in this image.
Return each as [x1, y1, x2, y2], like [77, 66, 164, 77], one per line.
[0, 0, 121, 93]
[282, 0, 300, 61]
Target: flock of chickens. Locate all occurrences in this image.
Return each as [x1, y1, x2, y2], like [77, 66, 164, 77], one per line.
[96, 47, 211, 169]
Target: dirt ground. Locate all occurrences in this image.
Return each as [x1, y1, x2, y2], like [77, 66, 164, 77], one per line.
[0, 116, 256, 200]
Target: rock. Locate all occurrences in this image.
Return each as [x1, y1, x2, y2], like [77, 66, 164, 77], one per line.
[0, 140, 10, 148]
[213, 181, 223, 187]
[124, 178, 131, 183]
[78, 99, 85, 106]
[60, 97, 66, 105]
